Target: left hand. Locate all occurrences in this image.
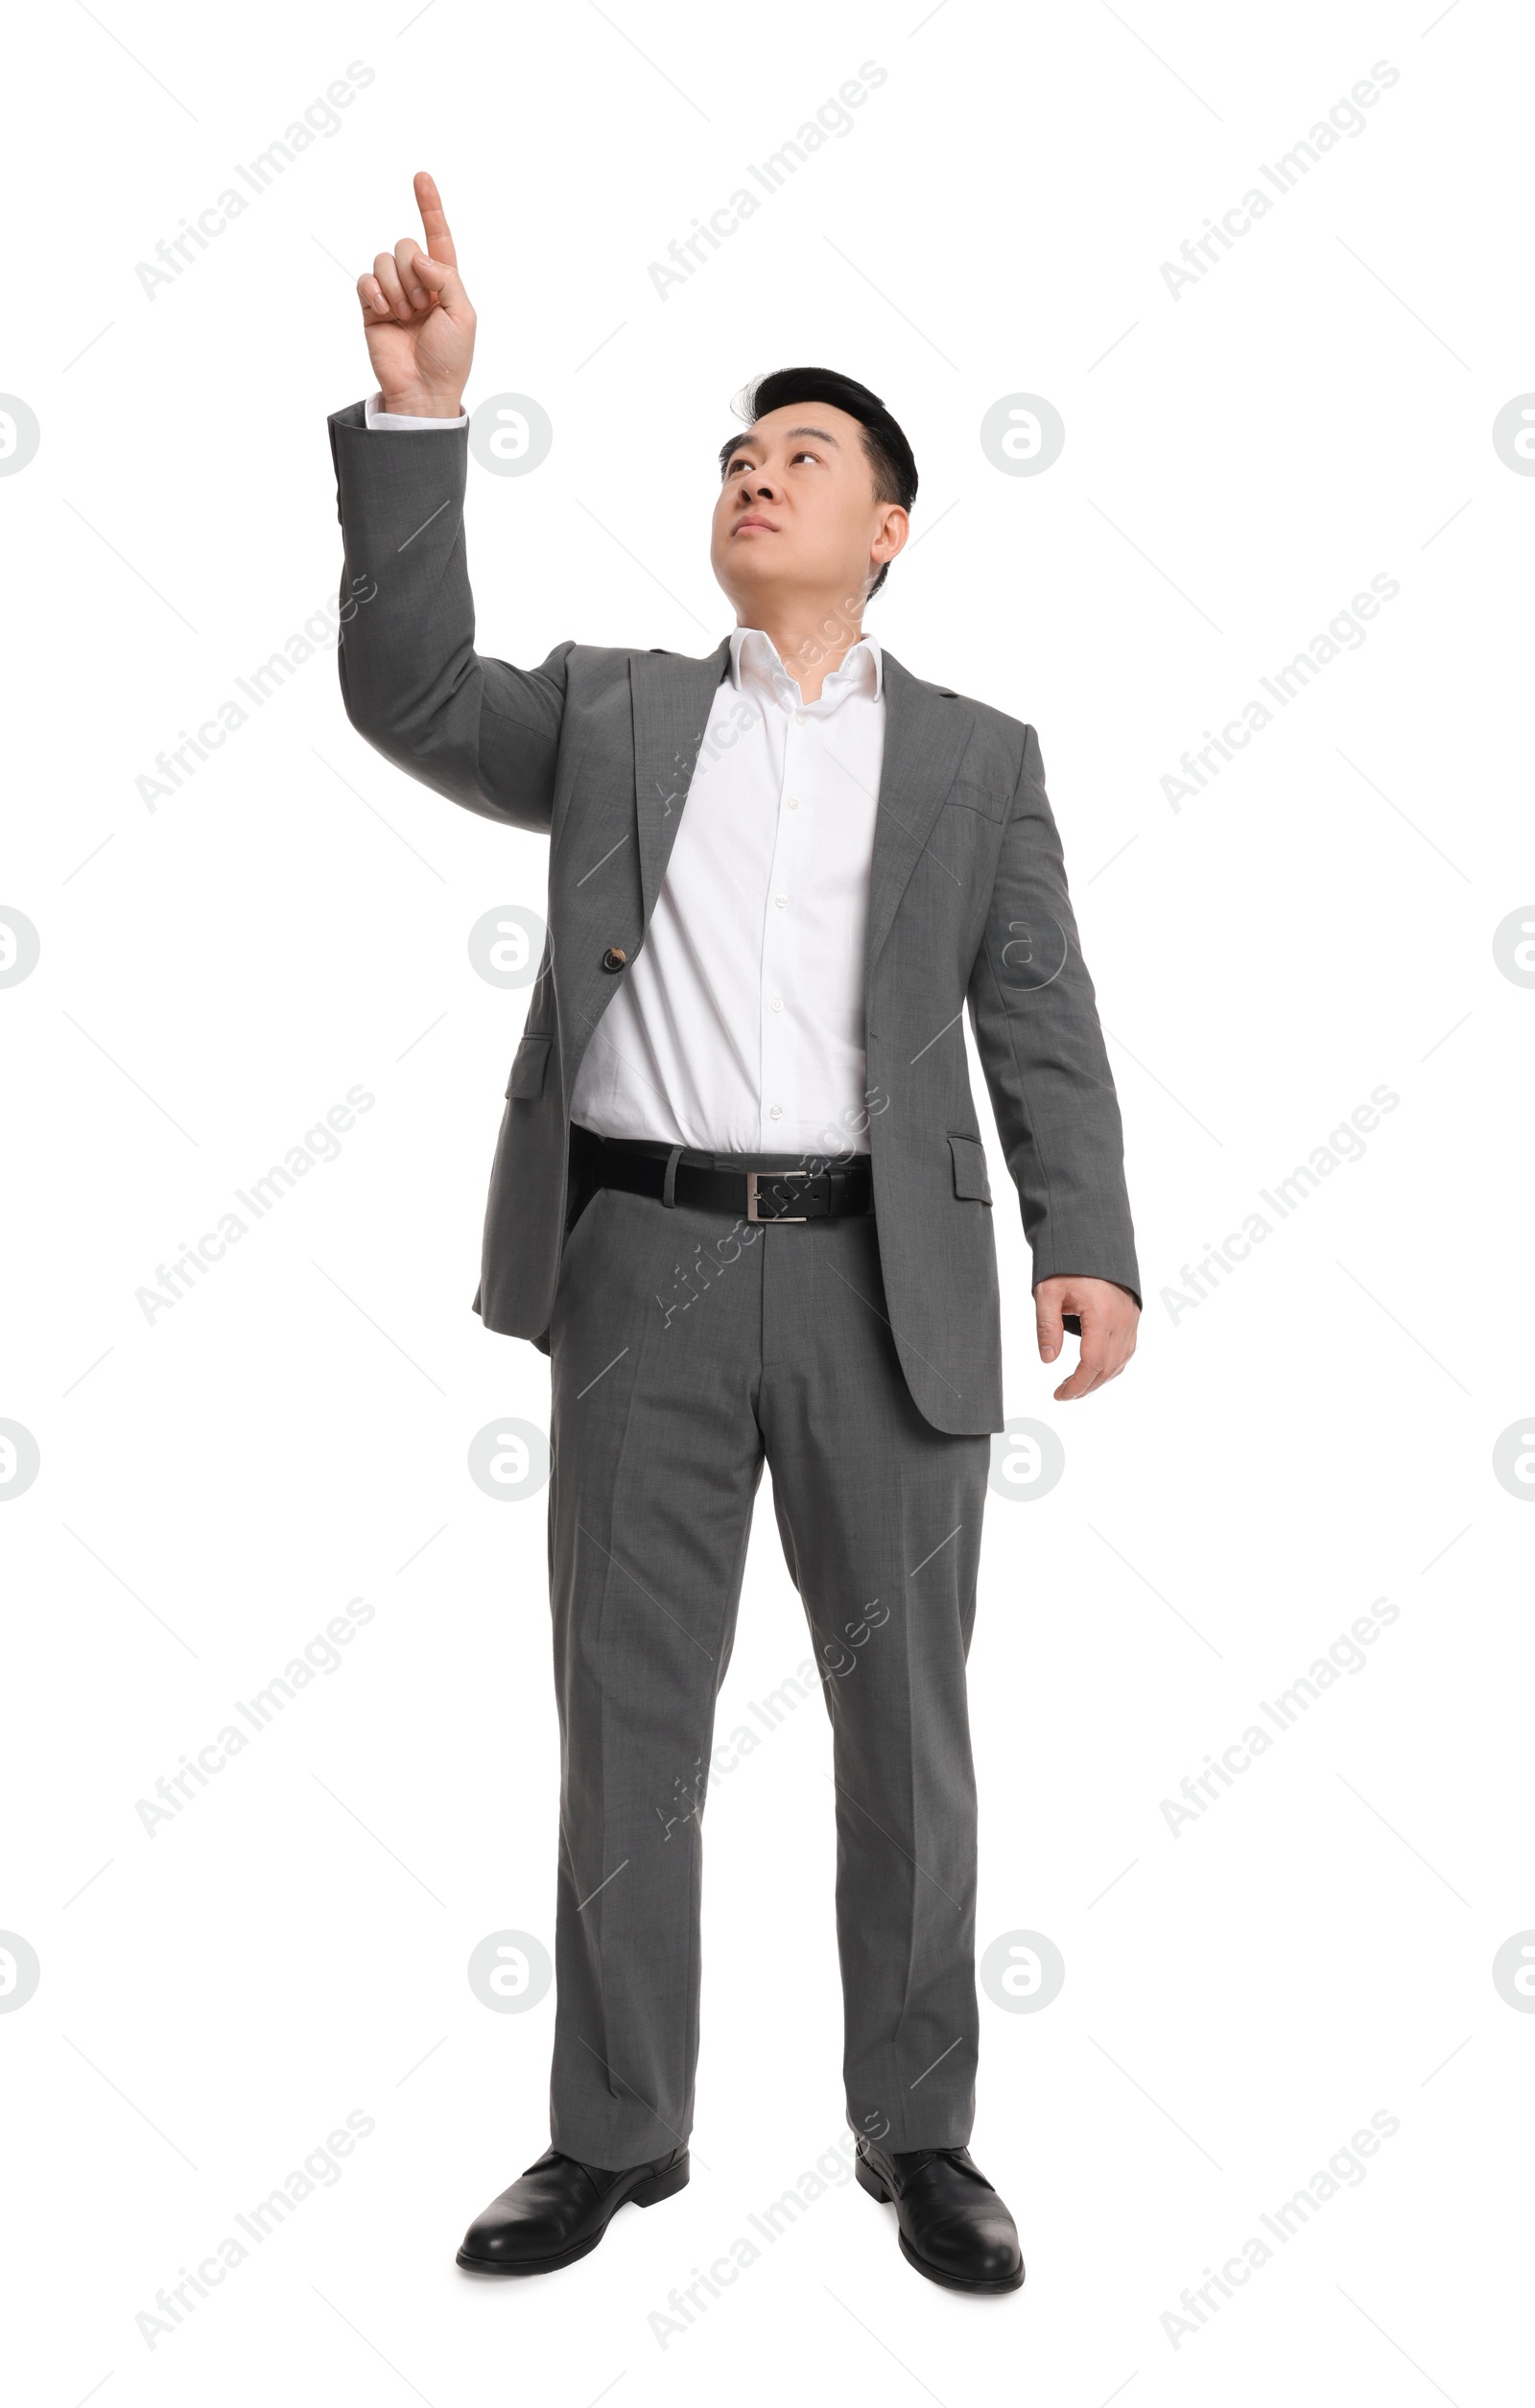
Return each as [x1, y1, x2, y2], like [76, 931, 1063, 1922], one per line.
[1034, 1276, 1140, 1402]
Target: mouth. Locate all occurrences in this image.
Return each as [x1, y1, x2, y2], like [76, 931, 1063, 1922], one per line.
[731, 515, 779, 536]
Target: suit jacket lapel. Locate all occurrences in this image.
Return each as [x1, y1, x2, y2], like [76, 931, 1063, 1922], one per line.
[628, 640, 732, 924]
[863, 651, 974, 1007]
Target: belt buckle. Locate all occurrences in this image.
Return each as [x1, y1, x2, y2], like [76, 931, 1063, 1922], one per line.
[746, 1169, 807, 1222]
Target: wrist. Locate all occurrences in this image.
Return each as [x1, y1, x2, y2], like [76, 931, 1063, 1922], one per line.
[376, 389, 465, 419]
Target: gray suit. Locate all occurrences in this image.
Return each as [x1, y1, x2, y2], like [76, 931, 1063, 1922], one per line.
[328, 397, 1139, 2159]
[326, 399, 1139, 1440]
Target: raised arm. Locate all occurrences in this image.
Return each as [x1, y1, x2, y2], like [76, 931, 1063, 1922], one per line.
[329, 172, 569, 835]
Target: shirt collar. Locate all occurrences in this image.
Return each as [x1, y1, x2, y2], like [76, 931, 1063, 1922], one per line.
[727, 624, 883, 706]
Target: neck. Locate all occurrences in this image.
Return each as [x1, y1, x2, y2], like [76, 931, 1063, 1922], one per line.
[738, 596, 866, 703]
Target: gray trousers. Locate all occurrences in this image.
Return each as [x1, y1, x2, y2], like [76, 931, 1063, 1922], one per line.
[544, 1152, 991, 2166]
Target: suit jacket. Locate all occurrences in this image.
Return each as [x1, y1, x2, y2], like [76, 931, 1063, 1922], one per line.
[327, 398, 1140, 1435]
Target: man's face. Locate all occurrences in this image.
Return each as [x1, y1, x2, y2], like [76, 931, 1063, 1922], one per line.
[710, 401, 908, 622]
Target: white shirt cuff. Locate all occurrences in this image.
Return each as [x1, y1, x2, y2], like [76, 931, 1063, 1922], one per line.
[365, 390, 469, 432]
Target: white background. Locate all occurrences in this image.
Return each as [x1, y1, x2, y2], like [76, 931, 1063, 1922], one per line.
[3, 0, 1532, 2400]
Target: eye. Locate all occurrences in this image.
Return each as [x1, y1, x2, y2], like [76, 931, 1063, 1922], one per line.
[725, 456, 752, 477]
[790, 448, 821, 464]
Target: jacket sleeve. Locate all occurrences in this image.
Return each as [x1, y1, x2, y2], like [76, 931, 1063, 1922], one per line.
[326, 398, 569, 834]
[967, 724, 1142, 1307]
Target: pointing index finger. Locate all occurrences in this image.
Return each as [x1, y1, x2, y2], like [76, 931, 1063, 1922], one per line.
[413, 169, 457, 271]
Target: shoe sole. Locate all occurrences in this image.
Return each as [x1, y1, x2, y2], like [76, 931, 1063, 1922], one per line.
[455, 2152, 690, 2277]
[856, 2155, 1025, 2294]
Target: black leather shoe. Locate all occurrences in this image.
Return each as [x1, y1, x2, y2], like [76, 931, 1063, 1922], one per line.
[855, 2137, 1024, 2293]
[456, 2143, 690, 2275]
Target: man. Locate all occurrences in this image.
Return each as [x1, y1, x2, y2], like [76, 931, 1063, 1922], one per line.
[330, 172, 1141, 2295]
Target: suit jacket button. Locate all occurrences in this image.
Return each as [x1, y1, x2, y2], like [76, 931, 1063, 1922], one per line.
[602, 945, 627, 973]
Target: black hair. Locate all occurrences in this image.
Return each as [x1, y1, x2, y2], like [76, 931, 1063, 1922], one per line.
[720, 366, 918, 600]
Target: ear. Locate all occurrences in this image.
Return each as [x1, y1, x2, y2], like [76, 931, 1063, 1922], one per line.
[870, 503, 909, 569]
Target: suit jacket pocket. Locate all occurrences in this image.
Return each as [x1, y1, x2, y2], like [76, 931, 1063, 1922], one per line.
[506, 1030, 553, 1100]
[947, 775, 1010, 822]
[949, 1133, 993, 1203]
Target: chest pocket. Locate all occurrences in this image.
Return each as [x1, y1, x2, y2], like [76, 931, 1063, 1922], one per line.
[947, 775, 1009, 823]
[949, 1134, 992, 1202]
[506, 1030, 553, 1100]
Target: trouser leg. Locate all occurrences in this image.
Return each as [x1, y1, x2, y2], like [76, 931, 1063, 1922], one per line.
[756, 1208, 990, 2150]
[544, 1183, 765, 2167]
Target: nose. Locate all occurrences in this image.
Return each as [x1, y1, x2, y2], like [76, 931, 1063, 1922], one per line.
[742, 473, 778, 504]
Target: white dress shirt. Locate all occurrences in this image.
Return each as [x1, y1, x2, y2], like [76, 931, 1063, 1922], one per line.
[364, 401, 886, 1158]
[570, 627, 886, 1157]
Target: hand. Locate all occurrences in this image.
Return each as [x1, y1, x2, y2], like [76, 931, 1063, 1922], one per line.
[1034, 1275, 1140, 1402]
[356, 170, 476, 417]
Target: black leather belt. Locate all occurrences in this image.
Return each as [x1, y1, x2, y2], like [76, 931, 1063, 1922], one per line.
[589, 1134, 873, 1221]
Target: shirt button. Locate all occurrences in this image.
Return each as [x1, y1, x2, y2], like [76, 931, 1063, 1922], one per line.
[793, 709, 806, 726]
[787, 795, 799, 810]
[773, 893, 788, 909]
[769, 996, 783, 1011]
[768, 1104, 783, 1121]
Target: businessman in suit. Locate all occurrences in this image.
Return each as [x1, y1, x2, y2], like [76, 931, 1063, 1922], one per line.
[332, 175, 1140, 2294]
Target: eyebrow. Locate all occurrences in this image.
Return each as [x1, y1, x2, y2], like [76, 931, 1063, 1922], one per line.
[720, 424, 841, 472]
